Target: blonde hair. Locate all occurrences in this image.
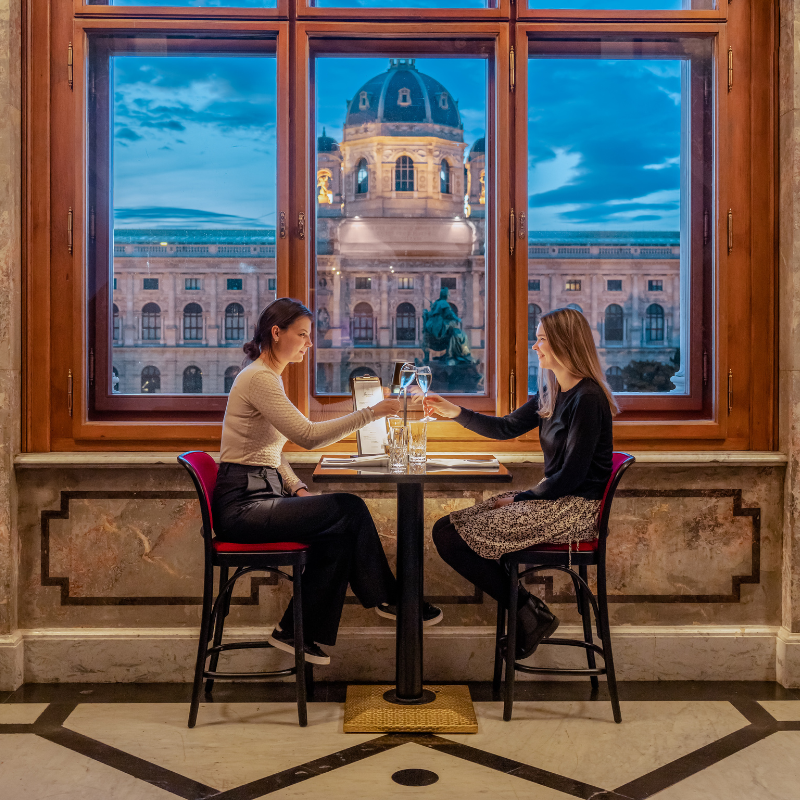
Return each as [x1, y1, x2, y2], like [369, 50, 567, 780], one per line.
[536, 307, 620, 419]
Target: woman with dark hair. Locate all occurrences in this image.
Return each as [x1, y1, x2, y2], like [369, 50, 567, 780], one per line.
[213, 298, 442, 666]
[421, 307, 616, 661]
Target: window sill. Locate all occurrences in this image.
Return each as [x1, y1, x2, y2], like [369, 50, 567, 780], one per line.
[13, 451, 789, 469]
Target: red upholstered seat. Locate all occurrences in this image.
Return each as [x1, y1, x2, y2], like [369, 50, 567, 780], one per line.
[526, 539, 598, 552]
[212, 540, 308, 553]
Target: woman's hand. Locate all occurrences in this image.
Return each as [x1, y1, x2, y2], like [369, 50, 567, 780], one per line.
[294, 487, 312, 497]
[370, 397, 402, 419]
[493, 495, 514, 509]
[412, 390, 461, 419]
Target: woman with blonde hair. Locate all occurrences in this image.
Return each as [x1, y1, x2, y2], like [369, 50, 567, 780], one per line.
[424, 307, 617, 660]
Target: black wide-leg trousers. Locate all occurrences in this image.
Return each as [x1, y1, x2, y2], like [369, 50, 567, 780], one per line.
[213, 463, 397, 646]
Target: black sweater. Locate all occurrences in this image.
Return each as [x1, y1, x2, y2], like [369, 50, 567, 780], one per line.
[455, 378, 613, 502]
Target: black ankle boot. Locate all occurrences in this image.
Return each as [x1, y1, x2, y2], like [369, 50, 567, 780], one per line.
[511, 595, 560, 660]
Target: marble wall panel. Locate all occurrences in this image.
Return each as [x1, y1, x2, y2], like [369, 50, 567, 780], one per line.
[15, 462, 783, 632]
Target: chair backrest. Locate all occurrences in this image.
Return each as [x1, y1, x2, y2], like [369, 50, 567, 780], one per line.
[177, 451, 219, 538]
[596, 451, 635, 540]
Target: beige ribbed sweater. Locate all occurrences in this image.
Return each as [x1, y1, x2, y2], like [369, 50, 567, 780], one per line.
[219, 360, 375, 492]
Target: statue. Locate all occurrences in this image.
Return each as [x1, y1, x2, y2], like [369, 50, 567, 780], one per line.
[422, 286, 476, 366]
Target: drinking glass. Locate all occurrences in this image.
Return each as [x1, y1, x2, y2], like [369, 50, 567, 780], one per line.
[399, 362, 417, 424]
[407, 420, 427, 465]
[387, 417, 407, 471]
[416, 365, 435, 422]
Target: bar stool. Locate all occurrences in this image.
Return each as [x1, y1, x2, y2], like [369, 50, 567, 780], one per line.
[493, 451, 635, 724]
[178, 451, 313, 728]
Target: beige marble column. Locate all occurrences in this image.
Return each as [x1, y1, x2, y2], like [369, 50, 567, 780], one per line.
[779, 0, 800, 686]
[0, 0, 22, 689]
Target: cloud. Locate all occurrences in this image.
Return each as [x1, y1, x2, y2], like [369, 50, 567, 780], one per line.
[115, 126, 142, 141]
[114, 206, 273, 229]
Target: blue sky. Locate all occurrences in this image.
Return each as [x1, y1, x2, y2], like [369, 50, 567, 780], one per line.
[111, 51, 684, 232]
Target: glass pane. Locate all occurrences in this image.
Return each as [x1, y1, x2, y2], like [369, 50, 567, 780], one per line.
[527, 42, 712, 396]
[88, 1, 277, 7]
[312, 1, 489, 7]
[526, 1, 714, 9]
[312, 56, 488, 399]
[92, 46, 277, 396]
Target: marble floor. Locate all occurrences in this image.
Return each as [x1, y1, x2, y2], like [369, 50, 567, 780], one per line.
[1, 681, 800, 799]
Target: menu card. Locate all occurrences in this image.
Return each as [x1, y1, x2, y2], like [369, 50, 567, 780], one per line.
[352, 376, 388, 456]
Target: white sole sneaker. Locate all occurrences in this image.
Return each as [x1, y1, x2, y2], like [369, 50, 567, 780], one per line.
[375, 605, 444, 627]
[267, 628, 330, 666]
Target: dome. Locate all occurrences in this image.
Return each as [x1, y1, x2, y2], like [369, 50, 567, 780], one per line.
[345, 59, 462, 132]
[317, 127, 339, 153]
[469, 136, 485, 158]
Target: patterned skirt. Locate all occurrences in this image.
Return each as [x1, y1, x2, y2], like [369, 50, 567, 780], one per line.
[449, 490, 601, 560]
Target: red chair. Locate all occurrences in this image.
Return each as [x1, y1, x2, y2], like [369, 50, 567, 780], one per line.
[178, 451, 312, 728]
[493, 452, 635, 724]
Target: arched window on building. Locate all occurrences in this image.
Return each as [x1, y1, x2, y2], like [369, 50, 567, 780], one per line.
[605, 304, 624, 342]
[646, 303, 665, 343]
[606, 366, 624, 392]
[352, 302, 374, 344]
[224, 366, 240, 393]
[396, 302, 416, 342]
[398, 87, 411, 106]
[183, 365, 202, 393]
[225, 302, 245, 341]
[183, 302, 203, 341]
[440, 160, 451, 194]
[348, 366, 378, 393]
[141, 302, 161, 341]
[448, 302, 459, 316]
[528, 303, 542, 341]
[395, 156, 414, 192]
[356, 158, 369, 194]
[113, 304, 121, 342]
[141, 365, 160, 394]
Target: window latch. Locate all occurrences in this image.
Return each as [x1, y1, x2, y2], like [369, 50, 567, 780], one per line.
[509, 46, 515, 92]
[67, 207, 73, 255]
[279, 211, 286, 239]
[727, 369, 733, 415]
[68, 42, 73, 90]
[509, 208, 516, 256]
[67, 369, 74, 418]
[518, 211, 526, 239]
[727, 208, 733, 254]
[728, 46, 733, 92]
[510, 369, 516, 412]
[298, 211, 305, 240]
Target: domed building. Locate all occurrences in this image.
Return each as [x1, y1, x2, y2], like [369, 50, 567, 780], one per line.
[314, 59, 487, 394]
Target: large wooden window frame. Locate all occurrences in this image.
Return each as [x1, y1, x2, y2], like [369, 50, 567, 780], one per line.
[23, 0, 776, 452]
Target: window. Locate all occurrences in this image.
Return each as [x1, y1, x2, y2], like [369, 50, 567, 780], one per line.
[646, 304, 665, 343]
[143, 278, 159, 290]
[528, 303, 541, 342]
[183, 366, 203, 394]
[141, 303, 161, 341]
[395, 156, 414, 192]
[352, 302, 374, 344]
[605, 304, 624, 343]
[185, 278, 201, 290]
[225, 302, 245, 342]
[113, 278, 117, 290]
[440, 160, 451, 194]
[268, 278, 276, 291]
[112, 304, 120, 342]
[606, 366, 624, 392]
[648, 279, 663, 292]
[141, 366, 160, 394]
[441, 277, 457, 291]
[355, 277, 372, 290]
[607, 280, 622, 292]
[398, 277, 414, 290]
[396, 302, 416, 342]
[227, 278, 243, 291]
[183, 303, 203, 342]
[398, 88, 411, 106]
[359, 91, 370, 110]
[224, 366, 240, 394]
[565, 279, 581, 292]
[356, 158, 369, 194]
[437, 92, 449, 110]
[528, 279, 540, 291]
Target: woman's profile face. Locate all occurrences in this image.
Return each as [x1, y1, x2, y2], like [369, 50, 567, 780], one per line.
[273, 316, 313, 364]
[532, 323, 555, 369]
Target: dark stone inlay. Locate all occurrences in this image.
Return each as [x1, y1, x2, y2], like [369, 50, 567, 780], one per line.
[392, 768, 439, 786]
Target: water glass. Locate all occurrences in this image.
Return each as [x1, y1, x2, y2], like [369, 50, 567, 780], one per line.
[407, 420, 427, 465]
[387, 418, 407, 471]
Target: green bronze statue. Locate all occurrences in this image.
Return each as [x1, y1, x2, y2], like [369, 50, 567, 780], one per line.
[422, 286, 476, 365]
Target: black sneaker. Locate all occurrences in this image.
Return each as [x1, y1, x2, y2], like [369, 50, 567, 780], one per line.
[375, 602, 444, 627]
[268, 626, 330, 665]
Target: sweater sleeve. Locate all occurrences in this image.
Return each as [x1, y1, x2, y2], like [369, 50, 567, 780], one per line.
[454, 395, 541, 440]
[514, 392, 604, 501]
[250, 369, 375, 451]
[278, 453, 307, 494]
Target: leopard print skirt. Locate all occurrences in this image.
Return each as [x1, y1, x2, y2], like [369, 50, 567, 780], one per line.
[449, 491, 601, 560]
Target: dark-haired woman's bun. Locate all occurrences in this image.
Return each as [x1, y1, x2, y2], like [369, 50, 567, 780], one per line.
[242, 340, 260, 361]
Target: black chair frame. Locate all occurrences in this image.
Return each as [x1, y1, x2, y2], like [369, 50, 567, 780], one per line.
[492, 453, 634, 724]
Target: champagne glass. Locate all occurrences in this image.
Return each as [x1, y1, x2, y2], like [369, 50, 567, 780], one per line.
[399, 362, 416, 425]
[416, 365, 435, 422]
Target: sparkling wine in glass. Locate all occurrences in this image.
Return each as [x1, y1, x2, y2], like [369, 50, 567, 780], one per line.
[399, 362, 416, 425]
[417, 365, 435, 421]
